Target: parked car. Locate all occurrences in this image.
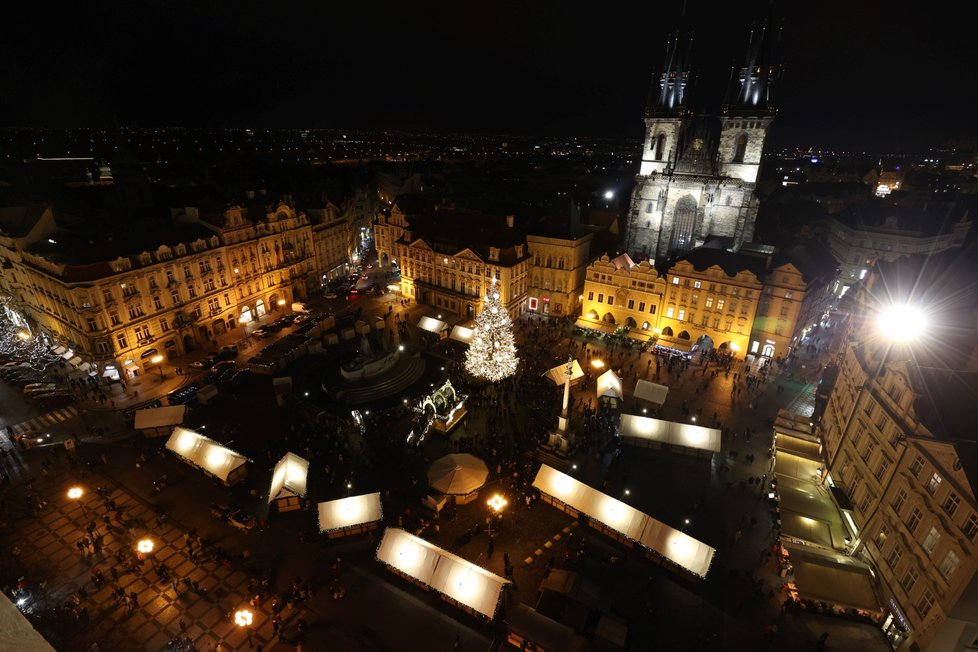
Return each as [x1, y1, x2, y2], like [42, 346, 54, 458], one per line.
[227, 509, 256, 532]
[292, 314, 311, 326]
[23, 383, 57, 395]
[211, 361, 236, 374]
[218, 345, 239, 359]
[216, 368, 238, 386]
[253, 327, 271, 338]
[189, 354, 218, 369]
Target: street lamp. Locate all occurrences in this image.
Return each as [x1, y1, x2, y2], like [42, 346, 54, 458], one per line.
[67, 486, 87, 516]
[151, 354, 165, 380]
[591, 359, 605, 369]
[234, 609, 254, 627]
[876, 303, 927, 342]
[136, 538, 154, 555]
[487, 494, 508, 514]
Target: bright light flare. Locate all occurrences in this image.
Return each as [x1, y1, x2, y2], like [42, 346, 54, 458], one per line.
[487, 494, 508, 513]
[234, 609, 254, 627]
[67, 487, 83, 500]
[136, 538, 154, 554]
[591, 359, 605, 369]
[877, 304, 927, 342]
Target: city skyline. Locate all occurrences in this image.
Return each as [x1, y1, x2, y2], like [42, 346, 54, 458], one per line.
[3, 1, 976, 151]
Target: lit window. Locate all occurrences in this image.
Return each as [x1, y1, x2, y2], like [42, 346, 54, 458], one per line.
[915, 589, 934, 617]
[672, 277, 679, 285]
[926, 472, 942, 495]
[922, 526, 941, 554]
[717, 299, 725, 310]
[942, 492, 960, 517]
[678, 309, 685, 320]
[705, 297, 713, 308]
[693, 281, 701, 289]
[666, 307, 674, 318]
[939, 550, 960, 580]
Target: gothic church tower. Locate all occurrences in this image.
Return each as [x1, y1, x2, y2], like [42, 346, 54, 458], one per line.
[625, 11, 782, 261]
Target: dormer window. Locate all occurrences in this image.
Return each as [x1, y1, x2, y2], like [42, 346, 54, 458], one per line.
[175, 244, 187, 256]
[489, 247, 500, 261]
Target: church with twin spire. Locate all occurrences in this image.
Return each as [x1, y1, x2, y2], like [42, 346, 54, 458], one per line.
[624, 11, 783, 261]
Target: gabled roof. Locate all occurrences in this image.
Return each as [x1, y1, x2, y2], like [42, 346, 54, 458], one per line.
[663, 247, 767, 280]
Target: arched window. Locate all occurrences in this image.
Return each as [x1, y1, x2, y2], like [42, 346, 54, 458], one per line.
[655, 133, 667, 161]
[733, 133, 748, 163]
[669, 195, 698, 253]
[661, 326, 674, 337]
[558, 258, 564, 270]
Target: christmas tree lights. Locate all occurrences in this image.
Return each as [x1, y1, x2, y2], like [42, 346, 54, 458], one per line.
[464, 283, 519, 382]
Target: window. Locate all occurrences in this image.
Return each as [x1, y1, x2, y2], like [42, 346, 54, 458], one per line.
[183, 266, 192, 280]
[941, 491, 961, 516]
[166, 270, 175, 283]
[96, 341, 111, 354]
[940, 550, 960, 580]
[915, 589, 934, 618]
[224, 293, 231, 306]
[204, 278, 216, 292]
[153, 296, 163, 310]
[859, 490, 874, 514]
[666, 307, 675, 318]
[650, 305, 656, 314]
[135, 325, 150, 341]
[963, 513, 978, 542]
[128, 305, 143, 320]
[732, 133, 748, 163]
[874, 524, 890, 548]
[607, 296, 614, 306]
[862, 440, 876, 462]
[922, 527, 942, 554]
[678, 309, 686, 320]
[693, 281, 701, 289]
[86, 318, 97, 332]
[874, 458, 889, 481]
[672, 276, 679, 285]
[116, 333, 128, 350]
[717, 299, 725, 310]
[587, 291, 594, 301]
[891, 489, 907, 514]
[148, 277, 158, 290]
[910, 455, 924, 477]
[188, 285, 197, 298]
[160, 318, 169, 332]
[886, 545, 902, 569]
[705, 297, 714, 308]
[597, 293, 604, 303]
[784, 291, 793, 300]
[926, 472, 942, 495]
[900, 567, 918, 593]
[171, 290, 180, 304]
[638, 301, 646, 312]
[110, 312, 121, 326]
[691, 294, 699, 305]
[906, 507, 922, 534]
[627, 299, 634, 310]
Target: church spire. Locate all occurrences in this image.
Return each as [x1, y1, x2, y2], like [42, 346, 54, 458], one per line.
[722, 7, 782, 116]
[646, 28, 694, 118]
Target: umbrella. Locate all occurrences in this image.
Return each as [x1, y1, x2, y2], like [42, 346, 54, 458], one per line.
[427, 453, 489, 495]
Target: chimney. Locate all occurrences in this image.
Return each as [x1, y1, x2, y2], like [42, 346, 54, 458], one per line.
[506, 214, 515, 228]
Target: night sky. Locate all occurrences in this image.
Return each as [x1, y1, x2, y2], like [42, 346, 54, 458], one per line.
[3, 1, 975, 151]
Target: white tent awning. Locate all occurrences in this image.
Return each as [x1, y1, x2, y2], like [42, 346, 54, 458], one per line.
[618, 414, 721, 454]
[532, 465, 715, 579]
[165, 427, 248, 482]
[68, 356, 83, 367]
[51, 345, 66, 355]
[542, 359, 584, 385]
[376, 528, 510, 618]
[133, 405, 186, 430]
[633, 380, 669, 404]
[61, 350, 74, 360]
[318, 492, 383, 532]
[450, 325, 474, 343]
[269, 452, 310, 502]
[0, 593, 56, 651]
[596, 369, 623, 399]
[417, 316, 447, 334]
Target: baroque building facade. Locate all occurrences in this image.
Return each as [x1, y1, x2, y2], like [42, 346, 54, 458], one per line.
[624, 16, 781, 260]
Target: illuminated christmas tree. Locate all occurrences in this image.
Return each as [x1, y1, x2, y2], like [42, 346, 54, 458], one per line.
[464, 283, 519, 382]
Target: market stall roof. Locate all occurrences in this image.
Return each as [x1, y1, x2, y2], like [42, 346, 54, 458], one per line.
[633, 380, 669, 405]
[165, 427, 248, 483]
[542, 359, 584, 385]
[417, 316, 448, 334]
[269, 452, 309, 502]
[783, 543, 880, 612]
[573, 318, 615, 334]
[618, 414, 721, 454]
[51, 345, 66, 355]
[596, 369, 623, 399]
[61, 350, 75, 360]
[318, 492, 383, 532]
[0, 593, 56, 651]
[427, 453, 488, 495]
[133, 405, 187, 430]
[774, 450, 822, 484]
[532, 465, 715, 578]
[375, 528, 510, 618]
[450, 325, 474, 343]
[68, 356, 83, 367]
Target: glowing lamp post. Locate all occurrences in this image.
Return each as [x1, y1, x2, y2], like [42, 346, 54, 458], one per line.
[590, 359, 605, 369]
[151, 354, 165, 380]
[487, 494, 508, 514]
[67, 486, 87, 516]
[277, 299, 287, 307]
[234, 609, 254, 627]
[136, 538, 154, 555]
[876, 304, 927, 342]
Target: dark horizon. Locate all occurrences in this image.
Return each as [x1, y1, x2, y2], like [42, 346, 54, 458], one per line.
[3, 1, 976, 152]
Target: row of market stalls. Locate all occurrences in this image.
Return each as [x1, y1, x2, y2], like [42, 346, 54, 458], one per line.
[770, 409, 883, 623]
[532, 465, 716, 580]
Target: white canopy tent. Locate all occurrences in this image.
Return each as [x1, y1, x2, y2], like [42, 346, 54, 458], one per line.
[427, 453, 488, 495]
[133, 405, 186, 431]
[450, 325, 474, 343]
[618, 414, 721, 455]
[542, 359, 584, 385]
[318, 492, 383, 533]
[417, 316, 448, 334]
[0, 593, 56, 651]
[269, 453, 309, 503]
[532, 465, 715, 579]
[633, 380, 669, 405]
[165, 427, 248, 485]
[61, 350, 74, 360]
[596, 369, 623, 399]
[376, 528, 510, 618]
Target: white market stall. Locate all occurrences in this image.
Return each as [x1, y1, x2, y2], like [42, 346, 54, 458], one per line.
[596, 369, 623, 399]
[0, 593, 56, 651]
[164, 427, 248, 486]
[268, 453, 309, 512]
[450, 325, 474, 344]
[542, 359, 584, 385]
[318, 492, 383, 539]
[417, 316, 448, 338]
[633, 380, 669, 406]
[133, 405, 187, 438]
[618, 414, 721, 460]
[427, 453, 488, 504]
[532, 465, 715, 580]
[376, 528, 510, 619]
